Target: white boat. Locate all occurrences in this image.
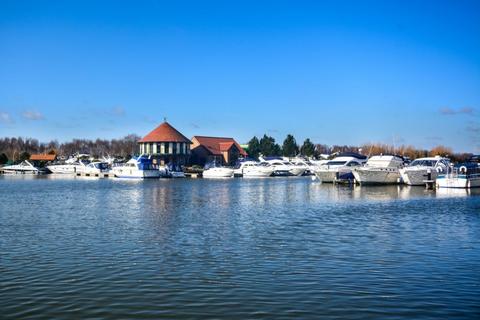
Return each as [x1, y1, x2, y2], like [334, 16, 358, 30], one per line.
[234, 161, 274, 177]
[2, 160, 39, 174]
[352, 155, 405, 185]
[47, 161, 85, 174]
[112, 156, 161, 179]
[203, 167, 235, 178]
[399, 156, 450, 186]
[436, 163, 480, 189]
[313, 153, 367, 183]
[288, 157, 317, 175]
[259, 157, 306, 176]
[83, 162, 110, 175]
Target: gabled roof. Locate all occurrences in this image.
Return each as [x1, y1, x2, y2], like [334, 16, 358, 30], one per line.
[139, 122, 191, 143]
[30, 154, 56, 161]
[192, 136, 248, 156]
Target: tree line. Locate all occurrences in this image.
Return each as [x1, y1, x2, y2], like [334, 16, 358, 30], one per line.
[247, 134, 473, 162]
[0, 133, 473, 165]
[0, 135, 140, 164]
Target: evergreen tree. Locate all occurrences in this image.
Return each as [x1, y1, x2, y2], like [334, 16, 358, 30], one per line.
[19, 151, 30, 162]
[0, 153, 8, 165]
[300, 138, 315, 157]
[259, 134, 281, 156]
[247, 136, 261, 159]
[282, 134, 298, 157]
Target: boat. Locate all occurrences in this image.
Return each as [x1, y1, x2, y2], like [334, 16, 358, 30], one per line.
[288, 157, 317, 175]
[259, 157, 306, 176]
[112, 156, 161, 179]
[47, 157, 86, 174]
[352, 155, 405, 185]
[399, 156, 450, 186]
[83, 161, 110, 175]
[2, 160, 40, 174]
[167, 163, 186, 178]
[202, 160, 234, 178]
[436, 163, 480, 188]
[313, 152, 367, 183]
[234, 160, 274, 177]
[203, 167, 234, 178]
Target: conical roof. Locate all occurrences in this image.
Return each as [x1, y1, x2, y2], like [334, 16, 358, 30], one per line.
[139, 122, 191, 143]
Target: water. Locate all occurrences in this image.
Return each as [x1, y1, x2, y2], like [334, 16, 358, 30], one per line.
[1, 176, 479, 319]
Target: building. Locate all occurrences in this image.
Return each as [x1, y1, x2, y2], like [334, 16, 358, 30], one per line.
[138, 121, 191, 166]
[190, 136, 248, 166]
[30, 154, 56, 162]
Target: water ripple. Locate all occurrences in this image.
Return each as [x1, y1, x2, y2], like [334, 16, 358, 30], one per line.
[1, 176, 480, 319]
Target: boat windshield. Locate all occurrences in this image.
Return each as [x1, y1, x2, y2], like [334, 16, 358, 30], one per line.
[410, 160, 436, 167]
[327, 161, 347, 166]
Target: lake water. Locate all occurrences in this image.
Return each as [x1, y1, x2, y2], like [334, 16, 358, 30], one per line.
[1, 176, 480, 319]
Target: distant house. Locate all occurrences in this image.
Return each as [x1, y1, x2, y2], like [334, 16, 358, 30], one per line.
[30, 154, 56, 162]
[138, 121, 192, 166]
[190, 136, 248, 166]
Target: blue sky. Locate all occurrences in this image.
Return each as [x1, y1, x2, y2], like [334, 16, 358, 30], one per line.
[1, 0, 479, 152]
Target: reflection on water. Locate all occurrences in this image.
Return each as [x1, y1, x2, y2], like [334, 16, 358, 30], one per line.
[1, 176, 479, 319]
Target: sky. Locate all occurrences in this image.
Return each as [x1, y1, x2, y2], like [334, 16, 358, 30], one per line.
[0, 0, 479, 153]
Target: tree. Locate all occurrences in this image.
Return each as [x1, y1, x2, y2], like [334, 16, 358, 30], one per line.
[259, 134, 281, 156]
[0, 153, 8, 165]
[19, 151, 30, 162]
[282, 134, 298, 157]
[247, 136, 261, 159]
[300, 138, 315, 157]
[429, 145, 453, 157]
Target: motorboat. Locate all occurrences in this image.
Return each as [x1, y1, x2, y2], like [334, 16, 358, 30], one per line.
[2, 160, 40, 174]
[352, 155, 405, 184]
[83, 161, 110, 175]
[203, 167, 234, 178]
[112, 156, 161, 178]
[288, 157, 317, 175]
[160, 163, 186, 178]
[47, 158, 85, 174]
[399, 156, 450, 186]
[313, 153, 367, 183]
[259, 157, 306, 176]
[436, 163, 480, 188]
[234, 160, 274, 177]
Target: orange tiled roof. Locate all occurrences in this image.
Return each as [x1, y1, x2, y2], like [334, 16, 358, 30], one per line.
[30, 154, 56, 161]
[139, 122, 191, 143]
[192, 136, 247, 156]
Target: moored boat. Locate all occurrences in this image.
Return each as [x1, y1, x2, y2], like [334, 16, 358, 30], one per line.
[112, 155, 161, 179]
[352, 155, 405, 185]
[436, 163, 480, 189]
[234, 160, 274, 177]
[259, 157, 306, 176]
[2, 160, 40, 174]
[203, 167, 235, 178]
[313, 153, 367, 183]
[399, 156, 450, 186]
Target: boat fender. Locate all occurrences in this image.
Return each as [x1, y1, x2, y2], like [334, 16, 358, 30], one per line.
[459, 166, 467, 174]
[436, 167, 443, 173]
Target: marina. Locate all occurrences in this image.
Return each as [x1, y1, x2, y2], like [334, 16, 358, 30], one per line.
[1, 2, 480, 318]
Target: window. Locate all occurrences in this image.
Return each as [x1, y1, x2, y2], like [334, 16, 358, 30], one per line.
[172, 143, 177, 155]
[164, 143, 169, 154]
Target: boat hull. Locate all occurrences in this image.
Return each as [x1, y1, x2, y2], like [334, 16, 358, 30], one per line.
[203, 168, 234, 178]
[399, 168, 440, 186]
[113, 168, 161, 179]
[47, 164, 84, 174]
[436, 174, 480, 189]
[353, 168, 401, 185]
